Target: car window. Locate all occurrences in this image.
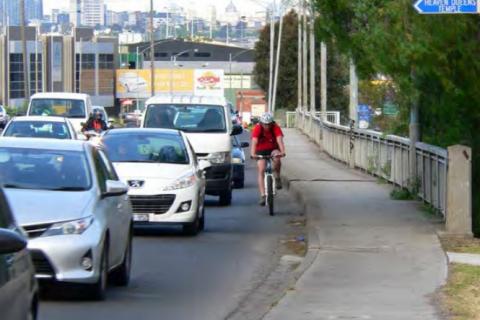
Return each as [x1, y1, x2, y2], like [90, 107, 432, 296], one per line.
[92, 149, 110, 193]
[3, 121, 71, 139]
[145, 104, 226, 133]
[30, 99, 86, 118]
[0, 147, 91, 191]
[102, 132, 190, 164]
[98, 150, 119, 181]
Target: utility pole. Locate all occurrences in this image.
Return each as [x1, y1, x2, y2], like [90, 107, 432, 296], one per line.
[309, 4, 315, 114]
[297, 1, 302, 110]
[150, 0, 155, 97]
[321, 42, 327, 117]
[349, 58, 358, 124]
[302, 0, 308, 112]
[271, 3, 284, 115]
[20, 0, 30, 100]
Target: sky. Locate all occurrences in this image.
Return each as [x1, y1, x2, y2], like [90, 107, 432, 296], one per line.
[43, 0, 268, 16]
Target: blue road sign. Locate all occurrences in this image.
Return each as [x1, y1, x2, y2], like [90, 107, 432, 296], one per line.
[414, 0, 479, 14]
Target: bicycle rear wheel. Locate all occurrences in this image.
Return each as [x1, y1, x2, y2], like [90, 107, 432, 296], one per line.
[266, 175, 274, 216]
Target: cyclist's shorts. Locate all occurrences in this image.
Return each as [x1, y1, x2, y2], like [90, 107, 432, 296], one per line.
[256, 149, 276, 157]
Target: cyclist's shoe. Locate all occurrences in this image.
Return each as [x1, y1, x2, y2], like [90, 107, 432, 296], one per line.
[276, 177, 283, 190]
[259, 195, 266, 206]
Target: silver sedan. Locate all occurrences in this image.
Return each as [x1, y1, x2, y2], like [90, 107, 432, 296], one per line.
[0, 138, 133, 300]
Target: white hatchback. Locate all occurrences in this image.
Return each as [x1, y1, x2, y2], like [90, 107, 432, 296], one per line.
[101, 128, 209, 235]
[1, 116, 77, 140]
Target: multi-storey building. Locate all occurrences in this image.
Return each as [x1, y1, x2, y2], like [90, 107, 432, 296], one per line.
[70, 0, 105, 27]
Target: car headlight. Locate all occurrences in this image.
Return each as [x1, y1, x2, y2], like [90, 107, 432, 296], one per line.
[43, 216, 94, 237]
[163, 172, 197, 191]
[209, 152, 231, 164]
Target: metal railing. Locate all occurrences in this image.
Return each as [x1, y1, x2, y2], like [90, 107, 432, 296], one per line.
[294, 110, 448, 216]
[286, 111, 340, 128]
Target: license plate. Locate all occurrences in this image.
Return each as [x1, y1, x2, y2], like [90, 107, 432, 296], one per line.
[133, 214, 149, 222]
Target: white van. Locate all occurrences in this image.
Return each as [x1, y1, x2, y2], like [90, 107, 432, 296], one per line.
[141, 95, 243, 206]
[27, 93, 93, 135]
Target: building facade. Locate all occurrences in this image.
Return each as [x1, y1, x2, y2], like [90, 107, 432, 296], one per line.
[70, 0, 105, 27]
[0, 26, 117, 108]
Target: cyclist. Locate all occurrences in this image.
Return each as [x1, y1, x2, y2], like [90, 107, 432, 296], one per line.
[82, 109, 108, 134]
[251, 112, 286, 206]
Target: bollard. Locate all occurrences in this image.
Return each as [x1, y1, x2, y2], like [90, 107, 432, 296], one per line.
[446, 145, 473, 236]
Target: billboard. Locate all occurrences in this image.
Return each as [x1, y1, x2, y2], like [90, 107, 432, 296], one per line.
[116, 69, 223, 99]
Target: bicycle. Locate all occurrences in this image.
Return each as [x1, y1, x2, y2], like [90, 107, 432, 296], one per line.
[252, 154, 283, 216]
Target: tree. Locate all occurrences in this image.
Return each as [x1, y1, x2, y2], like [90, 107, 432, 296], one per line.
[314, 0, 480, 235]
[254, 10, 299, 111]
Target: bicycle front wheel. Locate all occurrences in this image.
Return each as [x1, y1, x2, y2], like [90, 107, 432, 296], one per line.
[266, 175, 274, 216]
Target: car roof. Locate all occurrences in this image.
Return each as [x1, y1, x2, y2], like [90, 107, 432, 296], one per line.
[30, 92, 90, 100]
[0, 137, 86, 152]
[104, 128, 182, 137]
[145, 94, 228, 106]
[10, 116, 68, 123]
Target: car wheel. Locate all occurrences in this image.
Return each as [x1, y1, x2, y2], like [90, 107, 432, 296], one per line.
[183, 208, 200, 236]
[219, 188, 232, 206]
[109, 229, 132, 287]
[88, 242, 109, 300]
[28, 298, 38, 320]
[199, 206, 205, 231]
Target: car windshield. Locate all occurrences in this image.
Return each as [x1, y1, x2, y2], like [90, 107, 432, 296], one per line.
[102, 132, 190, 164]
[145, 104, 226, 133]
[0, 148, 91, 191]
[4, 121, 71, 139]
[30, 99, 86, 118]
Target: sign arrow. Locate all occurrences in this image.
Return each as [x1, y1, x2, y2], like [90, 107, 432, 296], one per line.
[414, 0, 479, 14]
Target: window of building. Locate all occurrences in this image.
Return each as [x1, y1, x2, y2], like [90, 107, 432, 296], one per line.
[9, 53, 25, 99]
[30, 53, 43, 95]
[194, 52, 211, 58]
[75, 53, 96, 94]
[99, 54, 114, 69]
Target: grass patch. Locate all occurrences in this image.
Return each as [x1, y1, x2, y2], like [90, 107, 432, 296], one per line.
[440, 236, 480, 255]
[390, 187, 415, 200]
[441, 264, 480, 320]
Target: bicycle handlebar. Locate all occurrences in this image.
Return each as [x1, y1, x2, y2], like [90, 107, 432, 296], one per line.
[251, 154, 285, 160]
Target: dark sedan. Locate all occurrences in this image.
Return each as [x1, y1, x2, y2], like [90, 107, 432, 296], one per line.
[0, 187, 39, 319]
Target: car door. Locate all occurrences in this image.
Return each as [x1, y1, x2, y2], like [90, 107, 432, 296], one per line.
[0, 189, 33, 320]
[95, 149, 130, 268]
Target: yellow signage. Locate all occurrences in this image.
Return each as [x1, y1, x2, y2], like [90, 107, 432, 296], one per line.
[116, 69, 195, 98]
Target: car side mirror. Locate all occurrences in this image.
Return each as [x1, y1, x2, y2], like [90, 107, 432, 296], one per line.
[103, 180, 129, 197]
[199, 160, 212, 172]
[231, 124, 243, 136]
[240, 142, 250, 148]
[0, 229, 27, 254]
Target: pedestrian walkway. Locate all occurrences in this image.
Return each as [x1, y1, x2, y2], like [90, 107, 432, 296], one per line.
[264, 129, 447, 320]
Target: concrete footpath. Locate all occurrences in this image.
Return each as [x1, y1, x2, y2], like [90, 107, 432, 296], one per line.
[264, 129, 448, 320]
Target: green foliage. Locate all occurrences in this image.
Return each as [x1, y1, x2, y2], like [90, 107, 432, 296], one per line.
[314, 0, 480, 236]
[390, 187, 415, 201]
[254, 10, 299, 110]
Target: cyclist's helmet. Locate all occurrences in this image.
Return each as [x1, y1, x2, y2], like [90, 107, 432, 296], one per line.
[93, 109, 103, 119]
[260, 112, 274, 124]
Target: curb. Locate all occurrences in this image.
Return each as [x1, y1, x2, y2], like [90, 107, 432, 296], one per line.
[280, 174, 321, 286]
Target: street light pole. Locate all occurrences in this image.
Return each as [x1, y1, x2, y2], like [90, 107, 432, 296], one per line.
[170, 48, 198, 95]
[267, 2, 275, 112]
[20, 0, 30, 100]
[271, 3, 284, 115]
[150, 0, 155, 97]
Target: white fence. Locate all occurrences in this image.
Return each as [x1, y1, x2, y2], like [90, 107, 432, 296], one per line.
[295, 110, 448, 216]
